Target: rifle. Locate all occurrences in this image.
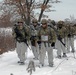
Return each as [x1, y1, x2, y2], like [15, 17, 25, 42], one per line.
[48, 24, 66, 47]
[14, 27, 32, 50]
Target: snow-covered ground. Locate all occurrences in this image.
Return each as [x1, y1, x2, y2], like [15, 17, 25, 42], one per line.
[0, 27, 12, 36]
[0, 40, 76, 75]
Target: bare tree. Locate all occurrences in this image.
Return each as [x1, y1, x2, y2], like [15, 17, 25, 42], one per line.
[0, 0, 61, 25]
[64, 15, 76, 24]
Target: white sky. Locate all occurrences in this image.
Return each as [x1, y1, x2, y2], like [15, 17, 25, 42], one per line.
[0, 0, 2, 2]
[44, 0, 76, 21]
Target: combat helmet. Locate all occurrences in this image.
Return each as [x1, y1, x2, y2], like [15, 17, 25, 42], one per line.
[57, 20, 64, 27]
[51, 20, 56, 26]
[41, 19, 47, 24]
[32, 19, 38, 23]
[17, 19, 24, 23]
[57, 20, 64, 25]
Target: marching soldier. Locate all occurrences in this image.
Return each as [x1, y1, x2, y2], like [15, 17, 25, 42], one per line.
[55, 21, 67, 58]
[73, 24, 76, 36]
[30, 19, 40, 60]
[47, 19, 57, 49]
[66, 23, 75, 53]
[12, 19, 30, 65]
[37, 19, 56, 67]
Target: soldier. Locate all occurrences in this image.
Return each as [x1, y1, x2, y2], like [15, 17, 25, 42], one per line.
[55, 21, 67, 58]
[30, 19, 40, 60]
[47, 19, 58, 49]
[12, 19, 30, 65]
[37, 19, 56, 67]
[66, 23, 75, 53]
[73, 24, 76, 37]
[63, 22, 71, 53]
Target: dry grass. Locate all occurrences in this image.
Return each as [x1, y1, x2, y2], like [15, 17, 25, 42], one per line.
[0, 29, 16, 54]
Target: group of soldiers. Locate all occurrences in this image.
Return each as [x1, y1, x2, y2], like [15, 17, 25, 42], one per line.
[12, 18, 76, 68]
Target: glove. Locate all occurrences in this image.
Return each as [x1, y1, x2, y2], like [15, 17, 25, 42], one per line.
[58, 35, 62, 40]
[71, 49, 75, 53]
[68, 34, 71, 38]
[51, 42, 55, 47]
[30, 36, 36, 40]
[37, 41, 41, 44]
[16, 38, 21, 43]
[23, 39, 27, 43]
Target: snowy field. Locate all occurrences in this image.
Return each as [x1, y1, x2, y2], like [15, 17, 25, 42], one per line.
[0, 40, 76, 75]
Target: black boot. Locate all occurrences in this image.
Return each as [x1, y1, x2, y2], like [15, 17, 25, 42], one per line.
[71, 49, 75, 53]
[57, 55, 61, 59]
[63, 53, 67, 57]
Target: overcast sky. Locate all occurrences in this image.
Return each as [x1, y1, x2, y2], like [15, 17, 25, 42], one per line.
[0, 0, 2, 2]
[44, 0, 76, 21]
[0, 0, 76, 21]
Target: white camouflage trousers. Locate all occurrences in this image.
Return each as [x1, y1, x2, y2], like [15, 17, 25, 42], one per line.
[31, 43, 39, 59]
[16, 42, 27, 62]
[39, 42, 53, 66]
[55, 39, 67, 56]
[67, 37, 75, 52]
